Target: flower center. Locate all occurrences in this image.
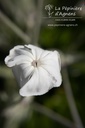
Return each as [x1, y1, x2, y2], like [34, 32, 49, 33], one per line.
[31, 60, 41, 67]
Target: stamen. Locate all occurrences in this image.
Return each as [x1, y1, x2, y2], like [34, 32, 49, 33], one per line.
[31, 60, 41, 67]
[31, 60, 37, 67]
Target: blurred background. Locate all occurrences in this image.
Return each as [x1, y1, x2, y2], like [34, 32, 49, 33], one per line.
[0, 0, 85, 128]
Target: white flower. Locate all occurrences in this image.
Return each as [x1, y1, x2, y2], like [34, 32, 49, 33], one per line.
[5, 44, 62, 96]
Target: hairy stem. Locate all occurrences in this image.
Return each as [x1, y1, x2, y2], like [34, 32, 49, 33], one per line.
[62, 62, 84, 128]
[0, 10, 31, 44]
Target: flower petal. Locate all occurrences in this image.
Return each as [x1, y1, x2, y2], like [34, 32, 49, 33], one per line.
[5, 45, 35, 67]
[19, 67, 54, 96]
[41, 51, 61, 71]
[5, 55, 32, 67]
[40, 51, 62, 87]
[12, 64, 34, 87]
[20, 64, 34, 78]
[9, 45, 24, 57]
[25, 44, 44, 60]
[40, 50, 51, 58]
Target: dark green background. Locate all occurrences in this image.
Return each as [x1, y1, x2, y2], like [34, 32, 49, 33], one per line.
[0, 0, 85, 128]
